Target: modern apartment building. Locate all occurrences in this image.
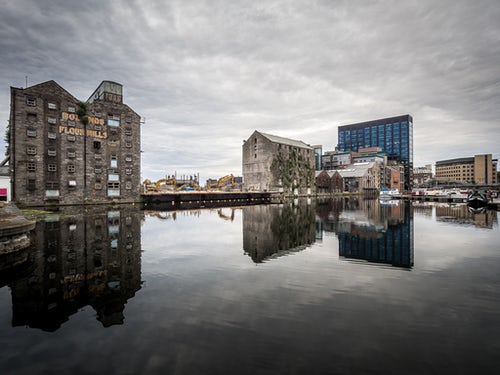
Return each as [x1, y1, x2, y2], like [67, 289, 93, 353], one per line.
[435, 154, 498, 184]
[337, 114, 413, 190]
[9, 80, 141, 206]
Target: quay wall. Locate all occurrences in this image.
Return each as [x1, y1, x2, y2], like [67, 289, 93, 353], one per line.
[142, 191, 272, 210]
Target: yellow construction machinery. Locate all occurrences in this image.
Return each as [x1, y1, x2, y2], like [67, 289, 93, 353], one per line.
[207, 174, 235, 190]
[217, 174, 235, 188]
[143, 178, 177, 192]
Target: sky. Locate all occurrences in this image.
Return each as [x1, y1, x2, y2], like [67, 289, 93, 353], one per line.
[0, 0, 499, 182]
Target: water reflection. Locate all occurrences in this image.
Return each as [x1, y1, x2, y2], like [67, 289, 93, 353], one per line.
[243, 202, 316, 263]
[316, 198, 414, 268]
[8, 205, 142, 331]
[413, 202, 498, 228]
[242, 198, 414, 269]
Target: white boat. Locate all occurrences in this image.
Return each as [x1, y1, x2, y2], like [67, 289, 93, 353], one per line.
[379, 188, 401, 200]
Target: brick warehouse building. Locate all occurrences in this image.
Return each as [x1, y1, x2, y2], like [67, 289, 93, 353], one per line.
[9, 80, 141, 206]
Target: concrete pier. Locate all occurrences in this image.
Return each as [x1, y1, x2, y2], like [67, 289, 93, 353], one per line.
[142, 191, 272, 210]
[0, 203, 36, 275]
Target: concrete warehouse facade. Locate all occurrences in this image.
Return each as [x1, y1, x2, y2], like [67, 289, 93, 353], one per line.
[242, 131, 315, 194]
[9, 80, 141, 206]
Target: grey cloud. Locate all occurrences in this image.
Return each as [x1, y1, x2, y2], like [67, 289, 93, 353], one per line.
[1, 0, 499, 180]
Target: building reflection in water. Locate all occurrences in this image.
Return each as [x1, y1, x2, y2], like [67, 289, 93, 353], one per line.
[243, 201, 316, 263]
[317, 198, 414, 269]
[413, 202, 498, 229]
[8, 205, 142, 331]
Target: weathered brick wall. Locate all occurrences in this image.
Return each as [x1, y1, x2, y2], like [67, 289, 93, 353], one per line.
[10, 81, 141, 206]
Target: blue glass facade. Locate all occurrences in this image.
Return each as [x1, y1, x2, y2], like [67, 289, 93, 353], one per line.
[338, 201, 414, 268]
[338, 114, 413, 190]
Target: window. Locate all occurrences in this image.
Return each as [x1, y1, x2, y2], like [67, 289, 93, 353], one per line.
[93, 141, 101, 149]
[68, 106, 76, 113]
[27, 113, 37, 123]
[67, 164, 75, 173]
[125, 168, 132, 175]
[27, 146, 37, 155]
[68, 135, 76, 142]
[107, 182, 120, 196]
[27, 129, 37, 137]
[48, 132, 57, 140]
[95, 167, 102, 174]
[110, 156, 117, 168]
[68, 180, 77, 187]
[68, 120, 76, 127]
[48, 149, 57, 157]
[45, 182, 59, 197]
[27, 178, 36, 191]
[26, 98, 36, 106]
[125, 155, 132, 163]
[48, 117, 57, 124]
[94, 154, 101, 160]
[27, 162, 36, 172]
[48, 102, 57, 110]
[67, 150, 76, 158]
[48, 164, 57, 172]
[108, 173, 119, 181]
[107, 114, 120, 127]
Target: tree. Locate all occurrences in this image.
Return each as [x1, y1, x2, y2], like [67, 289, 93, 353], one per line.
[4, 120, 10, 157]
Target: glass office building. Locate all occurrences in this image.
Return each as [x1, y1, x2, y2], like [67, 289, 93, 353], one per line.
[338, 114, 413, 190]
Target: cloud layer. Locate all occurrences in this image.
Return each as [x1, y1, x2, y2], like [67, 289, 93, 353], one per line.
[1, 0, 499, 181]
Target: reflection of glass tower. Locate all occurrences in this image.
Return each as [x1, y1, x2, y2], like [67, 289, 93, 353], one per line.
[9, 206, 142, 331]
[338, 115, 413, 190]
[337, 200, 414, 268]
[243, 202, 316, 263]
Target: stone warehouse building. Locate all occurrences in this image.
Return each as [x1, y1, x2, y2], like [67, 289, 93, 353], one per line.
[242, 131, 315, 194]
[9, 80, 141, 206]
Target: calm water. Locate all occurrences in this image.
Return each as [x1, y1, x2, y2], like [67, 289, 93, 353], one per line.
[0, 199, 499, 374]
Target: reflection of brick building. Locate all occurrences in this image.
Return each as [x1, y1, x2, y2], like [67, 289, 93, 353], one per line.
[9, 205, 142, 331]
[9, 80, 141, 206]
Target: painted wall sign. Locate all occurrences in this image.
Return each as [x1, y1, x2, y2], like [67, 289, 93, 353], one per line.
[62, 111, 105, 126]
[59, 125, 108, 139]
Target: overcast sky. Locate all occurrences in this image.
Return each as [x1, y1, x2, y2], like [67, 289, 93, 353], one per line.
[1, 0, 499, 182]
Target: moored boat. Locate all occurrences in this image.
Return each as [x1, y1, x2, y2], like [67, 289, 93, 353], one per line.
[379, 188, 401, 200]
[467, 190, 489, 207]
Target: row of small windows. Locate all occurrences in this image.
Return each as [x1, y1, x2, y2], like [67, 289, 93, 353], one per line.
[26, 145, 133, 163]
[26, 162, 134, 174]
[25, 101, 134, 126]
[26, 180, 134, 192]
[27, 131, 135, 147]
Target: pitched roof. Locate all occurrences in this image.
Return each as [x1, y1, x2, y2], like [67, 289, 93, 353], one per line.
[258, 131, 313, 150]
[336, 162, 375, 178]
